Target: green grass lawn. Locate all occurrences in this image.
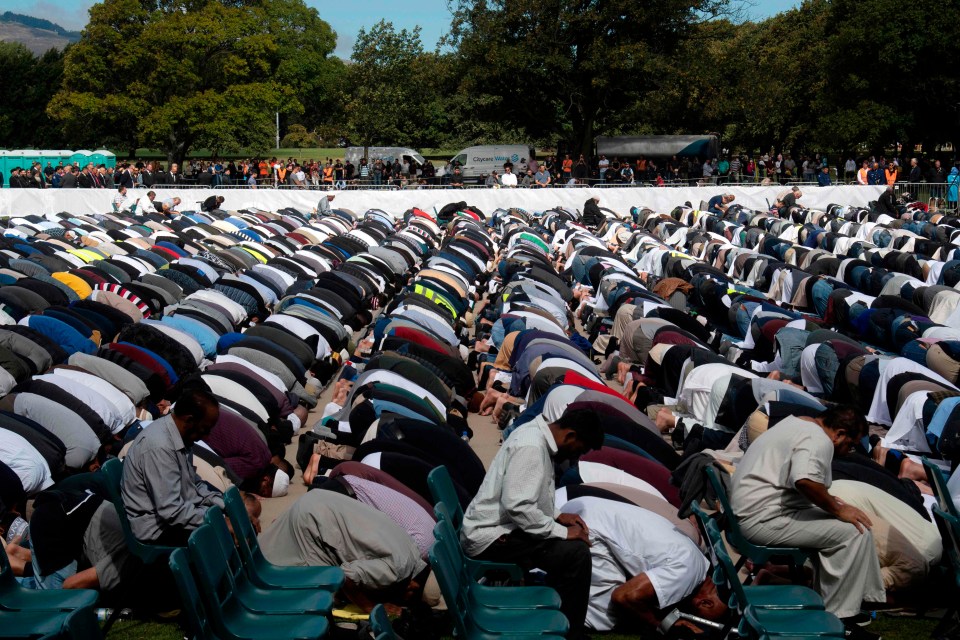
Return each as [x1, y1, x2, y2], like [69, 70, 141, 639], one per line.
[107, 612, 942, 639]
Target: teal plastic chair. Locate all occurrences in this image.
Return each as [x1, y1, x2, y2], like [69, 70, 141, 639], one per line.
[37, 606, 103, 640]
[170, 548, 328, 640]
[741, 605, 844, 639]
[222, 487, 343, 591]
[428, 466, 465, 531]
[188, 525, 332, 616]
[434, 503, 523, 583]
[433, 510, 561, 611]
[428, 542, 568, 639]
[0, 609, 73, 639]
[369, 604, 398, 640]
[923, 457, 959, 519]
[705, 466, 813, 584]
[0, 544, 98, 612]
[703, 519, 824, 612]
[101, 458, 178, 564]
[932, 506, 960, 638]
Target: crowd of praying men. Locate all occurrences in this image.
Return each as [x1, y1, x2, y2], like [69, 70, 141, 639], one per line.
[0, 185, 958, 640]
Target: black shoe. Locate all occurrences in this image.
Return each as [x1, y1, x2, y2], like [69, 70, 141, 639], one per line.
[843, 613, 874, 627]
[843, 625, 881, 640]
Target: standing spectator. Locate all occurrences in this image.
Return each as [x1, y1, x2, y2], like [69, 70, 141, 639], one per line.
[573, 155, 588, 185]
[344, 160, 355, 186]
[500, 165, 518, 188]
[867, 162, 884, 186]
[449, 167, 465, 188]
[728, 155, 741, 183]
[948, 166, 960, 211]
[620, 163, 635, 185]
[818, 165, 832, 187]
[60, 165, 78, 188]
[857, 161, 870, 185]
[333, 160, 345, 189]
[908, 158, 922, 183]
[140, 162, 155, 188]
[884, 163, 898, 186]
[534, 166, 551, 188]
[597, 155, 609, 182]
[844, 157, 857, 182]
[783, 154, 796, 181]
[561, 154, 573, 181]
[929, 160, 947, 201]
[716, 156, 730, 184]
[701, 158, 714, 184]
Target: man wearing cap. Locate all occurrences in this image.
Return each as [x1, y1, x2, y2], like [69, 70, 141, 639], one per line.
[316, 192, 336, 217]
[461, 405, 604, 639]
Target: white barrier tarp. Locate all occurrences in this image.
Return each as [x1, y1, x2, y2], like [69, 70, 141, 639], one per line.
[0, 185, 885, 217]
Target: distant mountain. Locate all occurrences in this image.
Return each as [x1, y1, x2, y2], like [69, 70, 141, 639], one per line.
[0, 12, 81, 55]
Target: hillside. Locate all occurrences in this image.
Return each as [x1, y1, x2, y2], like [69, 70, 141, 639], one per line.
[0, 12, 80, 55]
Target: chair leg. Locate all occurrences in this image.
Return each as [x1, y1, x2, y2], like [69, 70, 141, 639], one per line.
[932, 607, 958, 640]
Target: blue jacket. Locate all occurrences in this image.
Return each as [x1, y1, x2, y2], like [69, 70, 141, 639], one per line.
[817, 171, 832, 187]
[948, 167, 959, 202]
[867, 168, 885, 185]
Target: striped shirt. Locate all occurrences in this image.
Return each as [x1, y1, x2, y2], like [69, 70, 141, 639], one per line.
[461, 416, 566, 556]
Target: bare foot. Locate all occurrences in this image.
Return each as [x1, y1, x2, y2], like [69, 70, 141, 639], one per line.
[302, 452, 322, 485]
[655, 407, 677, 434]
[479, 389, 502, 416]
[617, 360, 632, 386]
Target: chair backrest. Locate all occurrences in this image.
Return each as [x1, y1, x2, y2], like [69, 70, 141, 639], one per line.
[38, 606, 103, 640]
[187, 525, 238, 614]
[432, 507, 472, 581]
[369, 604, 398, 640]
[933, 506, 960, 588]
[428, 466, 463, 531]
[427, 543, 470, 639]
[203, 506, 245, 584]
[101, 458, 172, 564]
[223, 486, 260, 566]
[169, 548, 215, 640]
[923, 458, 959, 518]
[707, 521, 749, 612]
[704, 466, 747, 544]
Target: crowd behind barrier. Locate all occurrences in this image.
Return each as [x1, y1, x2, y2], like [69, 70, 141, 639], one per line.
[0, 185, 957, 639]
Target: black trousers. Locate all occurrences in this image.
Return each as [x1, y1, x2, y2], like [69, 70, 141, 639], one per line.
[475, 530, 591, 639]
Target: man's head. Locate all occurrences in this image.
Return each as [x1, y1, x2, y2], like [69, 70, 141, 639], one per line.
[910, 158, 918, 167]
[172, 388, 220, 446]
[673, 575, 729, 628]
[817, 404, 868, 456]
[118, 185, 126, 195]
[146, 190, 156, 200]
[550, 405, 604, 460]
[821, 165, 829, 172]
[257, 458, 294, 498]
[722, 194, 735, 204]
[791, 186, 802, 198]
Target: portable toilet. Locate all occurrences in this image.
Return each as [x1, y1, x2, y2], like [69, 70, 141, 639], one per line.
[14, 150, 43, 171]
[0, 151, 9, 186]
[91, 149, 116, 168]
[70, 150, 93, 168]
[36, 150, 63, 173]
[6, 150, 26, 176]
[55, 151, 72, 169]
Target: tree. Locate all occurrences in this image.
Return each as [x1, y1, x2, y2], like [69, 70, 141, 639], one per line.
[446, 0, 731, 157]
[343, 20, 428, 153]
[280, 124, 319, 148]
[0, 42, 65, 147]
[48, 0, 340, 164]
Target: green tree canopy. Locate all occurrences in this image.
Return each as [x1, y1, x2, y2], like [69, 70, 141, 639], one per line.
[0, 42, 64, 148]
[48, 0, 340, 164]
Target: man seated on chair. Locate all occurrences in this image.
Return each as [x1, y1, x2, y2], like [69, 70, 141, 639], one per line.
[559, 496, 728, 635]
[258, 489, 430, 615]
[460, 404, 604, 640]
[730, 405, 885, 637]
[122, 387, 223, 546]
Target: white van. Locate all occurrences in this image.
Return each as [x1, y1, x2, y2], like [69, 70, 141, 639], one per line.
[344, 147, 426, 169]
[450, 145, 536, 178]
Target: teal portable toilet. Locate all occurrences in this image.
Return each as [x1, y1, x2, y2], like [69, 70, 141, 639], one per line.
[70, 150, 93, 168]
[15, 150, 42, 171]
[0, 151, 10, 186]
[90, 149, 116, 168]
[5, 150, 25, 177]
[36, 150, 62, 173]
[54, 150, 72, 169]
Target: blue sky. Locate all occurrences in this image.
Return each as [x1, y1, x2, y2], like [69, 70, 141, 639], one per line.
[0, 0, 800, 58]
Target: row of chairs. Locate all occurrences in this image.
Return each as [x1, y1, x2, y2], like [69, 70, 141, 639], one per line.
[426, 465, 568, 639]
[168, 486, 344, 639]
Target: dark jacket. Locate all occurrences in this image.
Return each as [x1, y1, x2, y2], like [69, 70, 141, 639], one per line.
[582, 198, 604, 227]
[59, 173, 78, 188]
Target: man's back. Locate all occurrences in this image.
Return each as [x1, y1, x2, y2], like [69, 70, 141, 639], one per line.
[731, 417, 833, 523]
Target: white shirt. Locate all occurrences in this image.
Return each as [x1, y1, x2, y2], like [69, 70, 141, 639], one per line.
[135, 196, 156, 215]
[560, 498, 708, 631]
[33, 373, 129, 435]
[38, 370, 136, 433]
[501, 172, 518, 187]
[0, 428, 53, 494]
